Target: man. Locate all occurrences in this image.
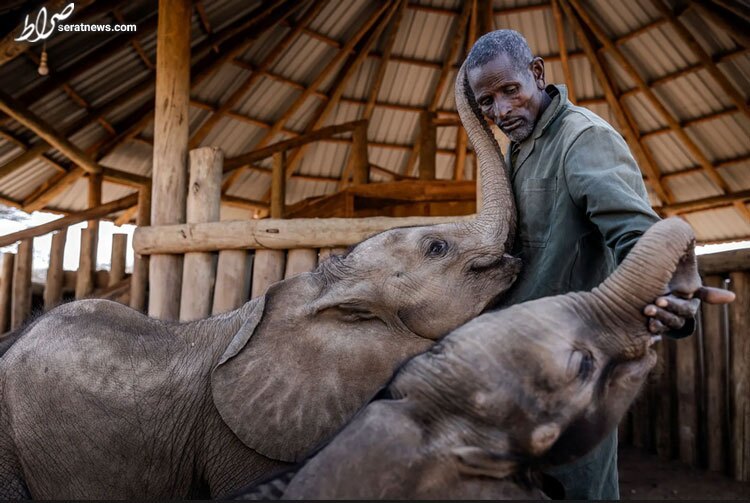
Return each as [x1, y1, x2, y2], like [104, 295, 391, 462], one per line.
[465, 30, 734, 499]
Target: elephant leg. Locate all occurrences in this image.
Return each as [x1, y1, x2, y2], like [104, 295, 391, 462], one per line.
[0, 451, 31, 499]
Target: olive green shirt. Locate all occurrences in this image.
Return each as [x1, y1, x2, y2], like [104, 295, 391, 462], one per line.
[500, 85, 660, 307]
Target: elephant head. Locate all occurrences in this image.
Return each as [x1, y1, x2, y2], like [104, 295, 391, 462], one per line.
[239, 217, 706, 499]
[210, 61, 519, 463]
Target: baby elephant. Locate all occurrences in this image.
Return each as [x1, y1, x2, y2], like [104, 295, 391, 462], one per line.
[234, 217, 734, 500]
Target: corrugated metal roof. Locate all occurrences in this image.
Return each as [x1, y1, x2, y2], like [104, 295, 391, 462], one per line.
[0, 0, 748, 243]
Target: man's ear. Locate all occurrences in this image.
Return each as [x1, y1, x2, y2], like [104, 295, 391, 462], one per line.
[530, 56, 545, 89]
[451, 446, 518, 479]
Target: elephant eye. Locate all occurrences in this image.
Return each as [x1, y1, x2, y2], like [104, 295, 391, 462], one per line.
[567, 350, 594, 381]
[426, 239, 448, 257]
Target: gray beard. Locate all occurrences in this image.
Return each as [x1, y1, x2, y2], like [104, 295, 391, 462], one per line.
[503, 120, 535, 143]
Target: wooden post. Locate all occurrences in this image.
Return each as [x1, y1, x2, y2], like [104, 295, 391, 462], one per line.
[454, 127, 467, 181]
[284, 249, 318, 279]
[729, 271, 750, 481]
[109, 233, 128, 286]
[75, 229, 95, 299]
[271, 151, 286, 219]
[149, 0, 191, 320]
[419, 111, 437, 180]
[11, 239, 32, 330]
[702, 275, 728, 472]
[654, 339, 674, 460]
[676, 334, 699, 466]
[351, 122, 369, 185]
[0, 253, 15, 332]
[180, 147, 223, 321]
[88, 173, 102, 277]
[551, 0, 576, 103]
[130, 186, 151, 312]
[251, 250, 286, 299]
[212, 250, 251, 315]
[44, 229, 67, 310]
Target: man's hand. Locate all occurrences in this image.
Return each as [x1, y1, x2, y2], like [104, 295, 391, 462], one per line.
[644, 286, 736, 335]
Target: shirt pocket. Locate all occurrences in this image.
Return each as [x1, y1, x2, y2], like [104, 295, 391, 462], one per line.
[519, 177, 557, 248]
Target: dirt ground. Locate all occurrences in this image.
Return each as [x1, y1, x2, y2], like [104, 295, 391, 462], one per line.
[619, 445, 750, 500]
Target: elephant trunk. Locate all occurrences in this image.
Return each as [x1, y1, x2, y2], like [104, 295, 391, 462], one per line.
[586, 218, 699, 355]
[454, 60, 516, 252]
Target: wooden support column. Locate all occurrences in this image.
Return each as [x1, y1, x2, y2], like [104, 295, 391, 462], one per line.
[180, 147, 223, 321]
[44, 229, 67, 310]
[0, 253, 14, 332]
[212, 250, 251, 314]
[271, 152, 286, 219]
[130, 186, 151, 312]
[75, 229, 95, 299]
[478, 0, 494, 34]
[729, 271, 750, 481]
[87, 172, 102, 284]
[284, 249, 319, 279]
[149, 0, 191, 320]
[653, 338, 674, 460]
[350, 122, 370, 185]
[11, 239, 32, 330]
[676, 335, 699, 466]
[702, 275, 728, 472]
[109, 234, 128, 287]
[419, 111, 437, 180]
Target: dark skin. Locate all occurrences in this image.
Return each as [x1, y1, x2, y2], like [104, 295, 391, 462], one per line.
[468, 53, 736, 334]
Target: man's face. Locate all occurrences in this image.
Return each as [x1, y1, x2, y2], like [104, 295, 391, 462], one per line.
[468, 53, 546, 143]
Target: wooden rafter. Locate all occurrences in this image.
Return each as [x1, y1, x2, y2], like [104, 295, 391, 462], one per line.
[221, 1, 392, 193]
[337, 0, 408, 188]
[551, 0, 576, 103]
[189, 0, 325, 150]
[23, 168, 84, 212]
[113, 8, 154, 70]
[405, 1, 472, 177]
[653, 0, 750, 120]
[0, 89, 102, 175]
[688, 0, 750, 48]
[568, 0, 729, 193]
[279, 2, 400, 186]
[559, 0, 671, 205]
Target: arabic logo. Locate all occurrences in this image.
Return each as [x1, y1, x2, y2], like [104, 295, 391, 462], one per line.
[14, 3, 75, 42]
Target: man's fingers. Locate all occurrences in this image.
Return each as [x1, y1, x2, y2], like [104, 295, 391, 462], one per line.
[654, 296, 700, 317]
[696, 286, 736, 304]
[648, 318, 667, 334]
[648, 306, 685, 330]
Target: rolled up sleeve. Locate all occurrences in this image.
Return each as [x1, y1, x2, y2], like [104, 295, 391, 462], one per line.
[563, 125, 660, 264]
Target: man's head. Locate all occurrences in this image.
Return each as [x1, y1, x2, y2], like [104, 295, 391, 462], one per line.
[466, 30, 548, 143]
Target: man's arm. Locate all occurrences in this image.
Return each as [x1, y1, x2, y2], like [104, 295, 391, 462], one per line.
[562, 124, 705, 336]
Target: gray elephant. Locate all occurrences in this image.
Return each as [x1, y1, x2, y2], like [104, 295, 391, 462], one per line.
[0, 59, 518, 499]
[234, 217, 732, 500]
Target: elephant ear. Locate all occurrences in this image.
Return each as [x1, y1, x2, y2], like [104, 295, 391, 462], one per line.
[210, 280, 431, 463]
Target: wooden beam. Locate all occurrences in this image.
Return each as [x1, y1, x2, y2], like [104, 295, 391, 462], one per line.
[642, 106, 741, 139]
[0, 193, 138, 248]
[189, 0, 327, 149]
[551, 0, 577, 103]
[654, 0, 750, 120]
[271, 151, 286, 219]
[133, 215, 471, 254]
[689, 0, 750, 48]
[405, 1, 472, 177]
[568, 0, 731, 196]
[661, 153, 750, 182]
[560, 0, 671, 205]
[418, 111, 437, 180]
[350, 121, 370, 185]
[11, 239, 32, 330]
[222, 195, 270, 211]
[0, 89, 101, 174]
[280, 2, 400, 185]
[23, 167, 85, 212]
[663, 188, 750, 215]
[224, 120, 366, 172]
[0, 253, 14, 333]
[0, 143, 49, 180]
[148, 0, 191, 321]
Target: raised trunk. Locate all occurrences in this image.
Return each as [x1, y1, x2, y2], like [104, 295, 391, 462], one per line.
[587, 218, 699, 351]
[454, 61, 516, 251]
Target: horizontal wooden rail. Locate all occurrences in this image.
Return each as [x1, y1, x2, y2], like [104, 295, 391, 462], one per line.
[698, 248, 750, 275]
[223, 119, 367, 172]
[133, 216, 469, 254]
[0, 193, 138, 248]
